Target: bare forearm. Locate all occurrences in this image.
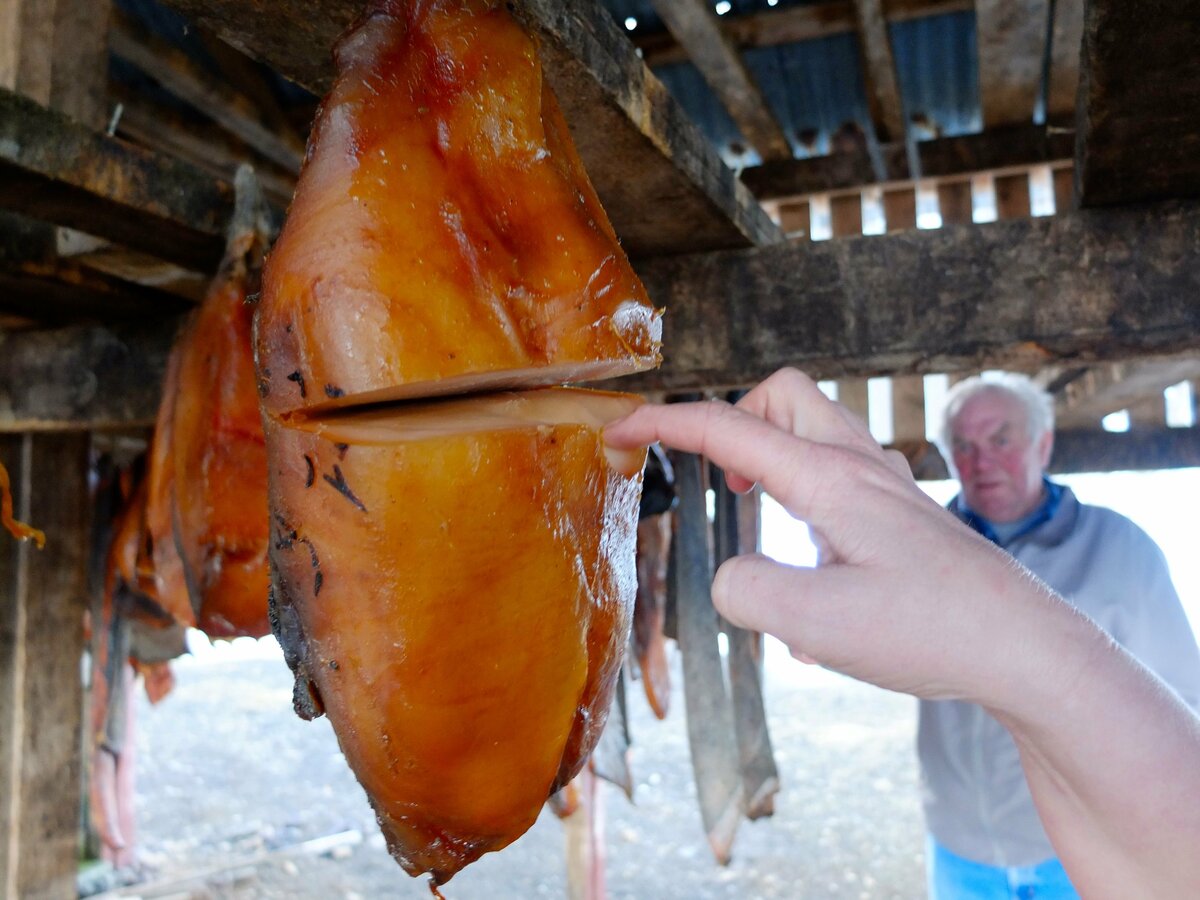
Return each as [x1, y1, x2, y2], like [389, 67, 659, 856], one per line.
[988, 604, 1200, 898]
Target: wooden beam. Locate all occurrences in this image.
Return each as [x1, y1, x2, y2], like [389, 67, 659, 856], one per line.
[936, 179, 972, 225]
[0, 432, 90, 900]
[1045, 0, 1084, 119]
[0, 87, 232, 272]
[852, 0, 906, 142]
[906, 427, 1200, 479]
[110, 88, 297, 210]
[0, 0, 111, 129]
[994, 171, 1031, 220]
[975, 0, 1050, 127]
[0, 320, 179, 432]
[741, 124, 1075, 199]
[1056, 357, 1200, 429]
[634, 0, 972, 68]
[647, 0, 792, 162]
[154, 0, 782, 257]
[1076, 0, 1200, 206]
[109, 10, 305, 173]
[11, 202, 1200, 429]
[620, 199, 1200, 393]
[0, 214, 195, 323]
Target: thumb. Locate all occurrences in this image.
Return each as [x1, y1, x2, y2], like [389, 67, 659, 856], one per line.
[712, 554, 824, 653]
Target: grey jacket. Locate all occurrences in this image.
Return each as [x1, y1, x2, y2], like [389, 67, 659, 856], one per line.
[918, 485, 1200, 867]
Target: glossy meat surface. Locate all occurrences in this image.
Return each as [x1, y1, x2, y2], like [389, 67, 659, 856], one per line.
[0, 458, 45, 547]
[145, 236, 271, 638]
[256, 0, 661, 417]
[265, 391, 645, 882]
[170, 243, 271, 638]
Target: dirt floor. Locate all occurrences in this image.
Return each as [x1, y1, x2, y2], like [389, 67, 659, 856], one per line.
[88, 636, 926, 899]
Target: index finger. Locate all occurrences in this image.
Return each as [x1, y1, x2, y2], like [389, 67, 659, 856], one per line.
[603, 399, 834, 521]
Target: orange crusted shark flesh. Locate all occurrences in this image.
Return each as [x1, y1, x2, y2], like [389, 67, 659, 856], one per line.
[145, 192, 272, 639]
[255, 0, 661, 418]
[265, 389, 646, 882]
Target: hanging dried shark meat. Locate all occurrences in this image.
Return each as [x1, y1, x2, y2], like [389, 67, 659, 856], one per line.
[145, 167, 274, 638]
[256, 0, 660, 419]
[256, 0, 661, 884]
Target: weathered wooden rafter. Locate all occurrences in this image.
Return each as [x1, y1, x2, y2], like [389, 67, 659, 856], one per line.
[624, 199, 1200, 392]
[1045, 0, 1084, 119]
[1076, 0, 1200, 206]
[0, 87, 233, 271]
[7, 199, 1200, 432]
[634, 0, 971, 68]
[647, 0, 792, 161]
[109, 9, 305, 173]
[975, 0, 1049, 127]
[1056, 357, 1200, 429]
[110, 86, 297, 209]
[0, 318, 179, 431]
[154, 0, 782, 257]
[852, 0, 906, 143]
[741, 123, 1073, 199]
[906, 427, 1200, 480]
[0, 214, 193, 323]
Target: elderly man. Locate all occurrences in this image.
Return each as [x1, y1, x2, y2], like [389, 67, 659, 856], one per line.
[919, 372, 1200, 899]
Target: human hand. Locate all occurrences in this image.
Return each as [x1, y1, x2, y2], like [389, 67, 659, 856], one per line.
[604, 368, 1071, 706]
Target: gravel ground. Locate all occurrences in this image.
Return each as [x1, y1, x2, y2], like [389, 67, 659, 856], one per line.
[105, 635, 925, 899]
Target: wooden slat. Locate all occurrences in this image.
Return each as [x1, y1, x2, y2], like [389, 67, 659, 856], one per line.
[1045, 0, 1084, 119]
[1056, 357, 1200, 429]
[648, 0, 791, 162]
[109, 10, 304, 173]
[0, 87, 232, 271]
[1076, 0, 1200, 206]
[906, 427, 1200, 479]
[623, 199, 1200, 393]
[975, 0, 1050, 127]
[936, 179, 972, 225]
[0, 432, 90, 900]
[829, 192, 868, 421]
[852, 0, 906, 142]
[994, 171, 1031, 220]
[635, 0, 972, 67]
[883, 185, 925, 442]
[776, 199, 810, 239]
[742, 123, 1074, 199]
[0, 320, 180, 432]
[882, 185, 916, 231]
[0, 214, 194, 323]
[111, 88, 296, 210]
[156, 0, 782, 257]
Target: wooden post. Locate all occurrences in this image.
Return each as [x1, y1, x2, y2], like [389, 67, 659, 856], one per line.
[2, 5, 107, 896]
[1, 434, 91, 900]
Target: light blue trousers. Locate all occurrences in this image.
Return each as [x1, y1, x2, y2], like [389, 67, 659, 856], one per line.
[926, 837, 1081, 900]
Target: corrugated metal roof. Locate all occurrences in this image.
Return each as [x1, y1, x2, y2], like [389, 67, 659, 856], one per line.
[601, 1, 984, 167]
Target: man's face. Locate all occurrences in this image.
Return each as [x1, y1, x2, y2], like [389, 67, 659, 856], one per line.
[949, 390, 1052, 524]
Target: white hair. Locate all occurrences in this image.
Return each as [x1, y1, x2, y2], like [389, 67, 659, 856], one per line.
[936, 372, 1055, 469]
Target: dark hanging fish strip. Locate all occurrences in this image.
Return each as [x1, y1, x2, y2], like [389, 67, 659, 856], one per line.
[323, 464, 366, 512]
